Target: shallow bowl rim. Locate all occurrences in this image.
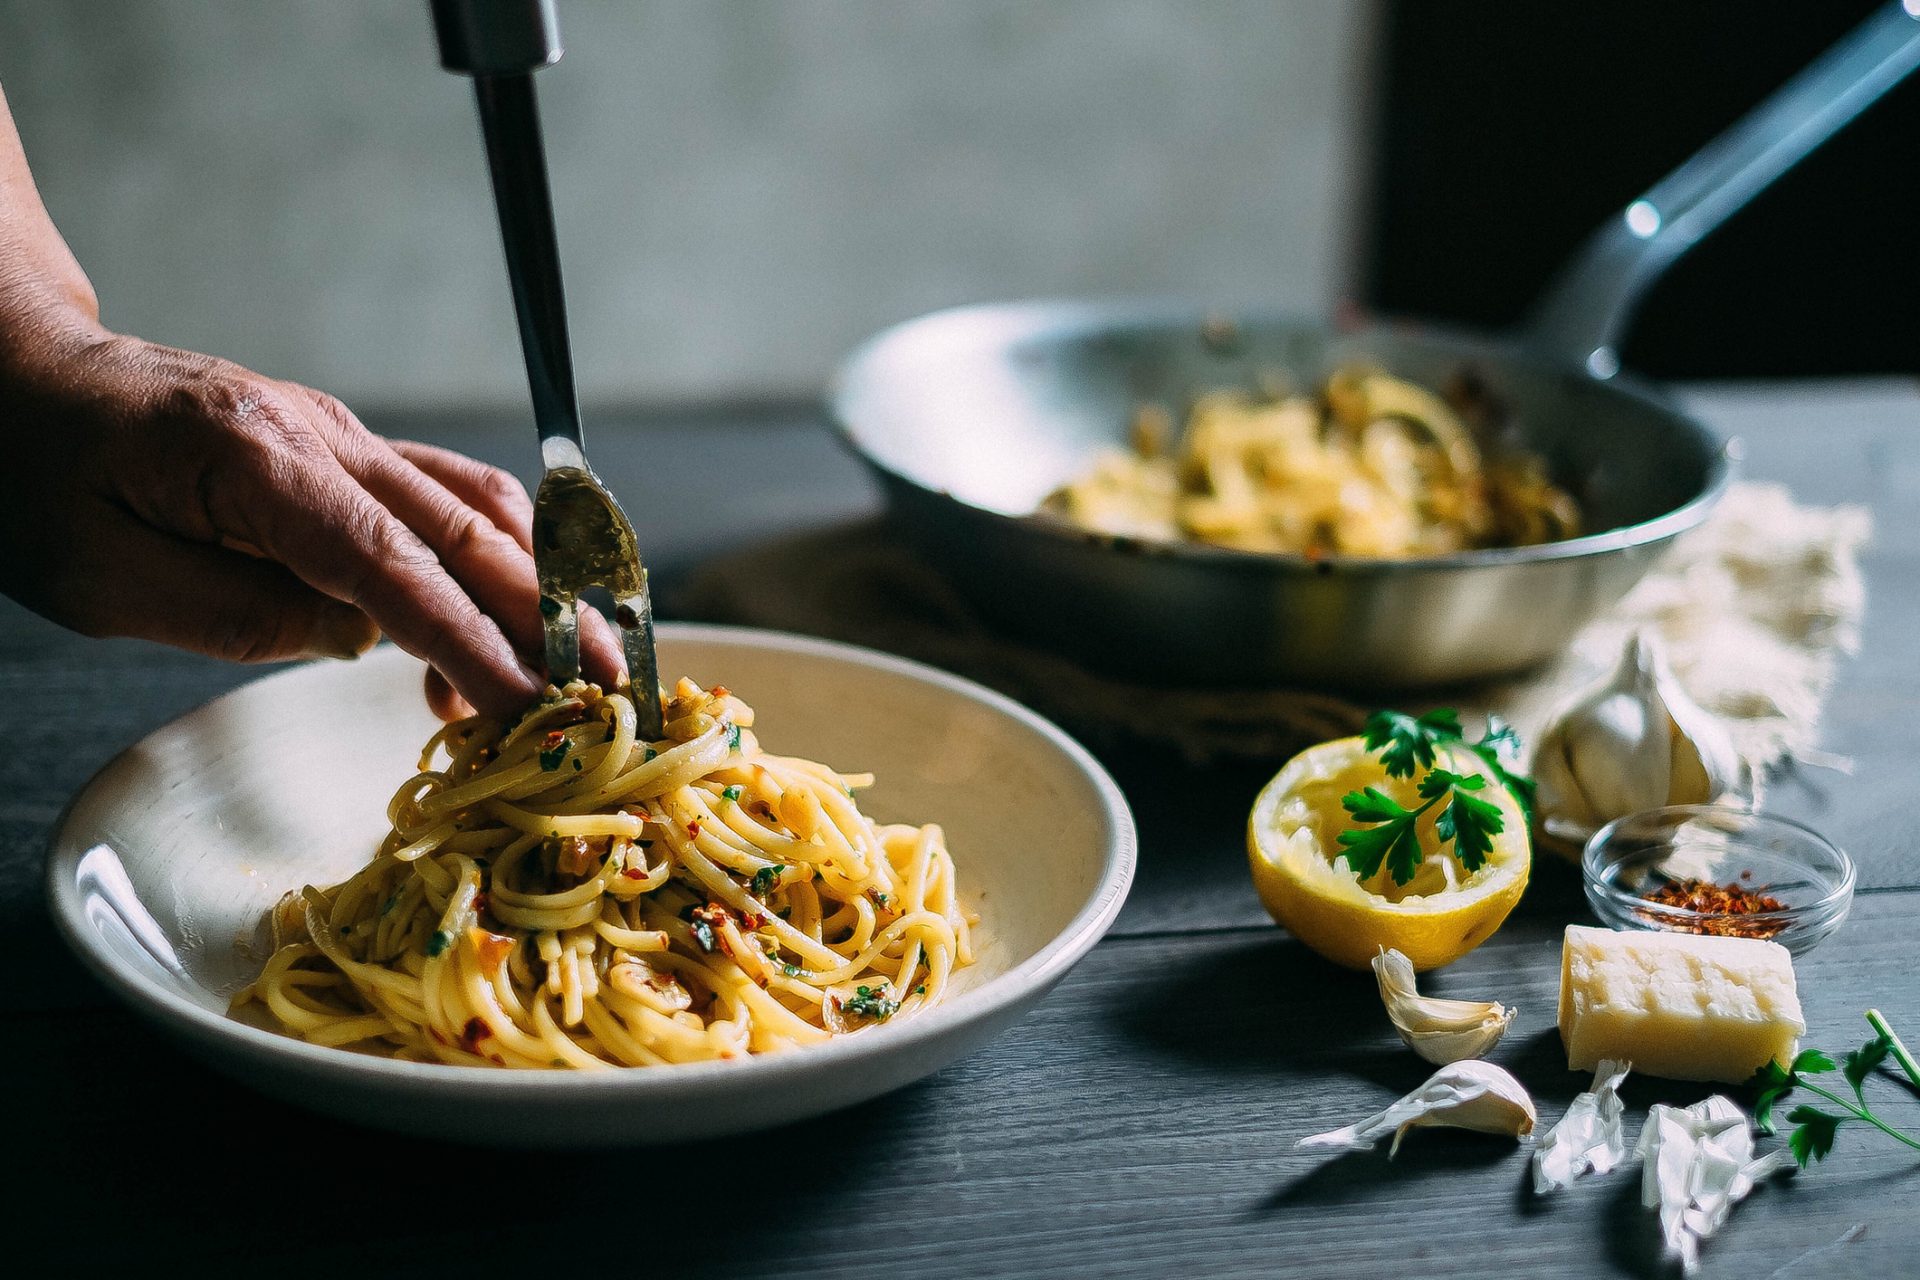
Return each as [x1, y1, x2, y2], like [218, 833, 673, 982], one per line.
[45, 623, 1138, 1099]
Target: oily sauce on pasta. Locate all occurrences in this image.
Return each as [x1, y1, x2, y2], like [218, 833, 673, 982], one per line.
[1046, 367, 1579, 559]
[234, 679, 974, 1067]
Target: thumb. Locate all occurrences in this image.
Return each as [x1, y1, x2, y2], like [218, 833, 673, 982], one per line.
[81, 508, 379, 663]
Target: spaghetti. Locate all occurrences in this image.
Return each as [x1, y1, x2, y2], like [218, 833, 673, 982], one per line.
[1046, 367, 1580, 558]
[234, 678, 975, 1067]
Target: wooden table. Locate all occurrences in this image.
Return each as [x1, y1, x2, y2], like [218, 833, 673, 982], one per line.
[8, 380, 1918, 1277]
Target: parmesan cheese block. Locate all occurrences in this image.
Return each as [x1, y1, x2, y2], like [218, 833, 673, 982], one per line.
[1558, 925, 1804, 1084]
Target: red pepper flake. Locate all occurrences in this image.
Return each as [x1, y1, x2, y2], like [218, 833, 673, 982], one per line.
[1638, 877, 1789, 938]
[687, 820, 702, 839]
[710, 685, 731, 699]
[622, 868, 646, 881]
[741, 913, 767, 930]
[459, 1016, 493, 1053]
[553, 835, 595, 876]
[468, 928, 515, 969]
[472, 892, 489, 916]
[543, 729, 566, 748]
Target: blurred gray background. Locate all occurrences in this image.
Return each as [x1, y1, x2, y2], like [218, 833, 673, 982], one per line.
[0, 1, 1375, 409]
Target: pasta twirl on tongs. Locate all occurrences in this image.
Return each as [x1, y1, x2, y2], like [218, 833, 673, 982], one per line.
[233, 679, 974, 1068]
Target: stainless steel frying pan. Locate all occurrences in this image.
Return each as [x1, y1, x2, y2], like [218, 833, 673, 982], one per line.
[832, 3, 1920, 689]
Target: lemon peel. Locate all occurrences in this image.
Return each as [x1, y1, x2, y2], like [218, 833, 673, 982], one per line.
[1248, 736, 1530, 970]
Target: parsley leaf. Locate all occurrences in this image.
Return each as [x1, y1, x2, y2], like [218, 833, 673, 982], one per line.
[1463, 715, 1538, 819]
[1752, 1058, 1793, 1135]
[1794, 1049, 1838, 1076]
[1427, 770, 1504, 873]
[1360, 708, 1537, 819]
[1336, 788, 1424, 883]
[538, 737, 572, 770]
[1786, 1106, 1842, 1166]
[843, 985, 900, 1021]
[727, 723, 743, 753]
[751, 864, 785, 897]
[1362, 709, 1463, 778]
[1845, 1037, 1892, 1102]
[721, 784, 742, 802]
[1338, 770, 1503, 885]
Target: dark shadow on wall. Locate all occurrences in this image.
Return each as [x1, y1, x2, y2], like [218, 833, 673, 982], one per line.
[1362, 0, 1920, 378]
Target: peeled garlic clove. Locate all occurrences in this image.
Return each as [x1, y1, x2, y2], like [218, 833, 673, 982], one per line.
[1532, 1058, 1632, 1193]
[1296, 1060, 1537, 1158]
[1533, 632, 1741, 844]
[1637, 1095, 1793, 1275]
[1371, 947, 1516, 1065]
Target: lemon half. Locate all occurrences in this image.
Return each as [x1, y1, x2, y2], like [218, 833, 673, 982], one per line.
[1247, 735, 1530, 971]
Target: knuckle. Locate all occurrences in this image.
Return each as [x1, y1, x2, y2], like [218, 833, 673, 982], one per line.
[341, 513, 436, 611]
[441, 501, 517, 564]
[475, 464, 530, 509]
[167, 374, 326, 475]
[201, 607, 289, 664]
[302, 388, 361, 436]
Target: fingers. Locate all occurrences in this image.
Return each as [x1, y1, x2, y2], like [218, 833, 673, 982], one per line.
[387, 438, 535, 555]
[424, 667, 476, 722]
[289, 392, 626, 692]
[59, 503, 380, 664]
[183, 392, 543, 716]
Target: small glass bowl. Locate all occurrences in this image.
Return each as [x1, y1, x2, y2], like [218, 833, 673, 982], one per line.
[1582, 805, 1855, 955]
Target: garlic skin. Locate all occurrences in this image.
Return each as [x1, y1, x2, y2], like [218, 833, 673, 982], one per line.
[1532, 1058, 1632, 1193]
[1532, 632, 1742, 844]
[1637, 1095, 1794, 1275]
[1371, 947, 1516, 1064]
[1296, 1060, 1537, 1157]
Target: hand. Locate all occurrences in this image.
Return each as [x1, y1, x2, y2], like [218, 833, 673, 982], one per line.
[0, 328, 627, 719]
[0, 85, 621, 718]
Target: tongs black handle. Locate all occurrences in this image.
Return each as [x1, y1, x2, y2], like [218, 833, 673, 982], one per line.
[430, 0, 583, 461]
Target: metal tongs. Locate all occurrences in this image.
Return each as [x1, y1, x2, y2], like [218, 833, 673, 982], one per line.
[430, 0, 663, 737]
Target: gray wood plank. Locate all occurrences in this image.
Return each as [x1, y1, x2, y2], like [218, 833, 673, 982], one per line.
[14, 886, 1920, 1278]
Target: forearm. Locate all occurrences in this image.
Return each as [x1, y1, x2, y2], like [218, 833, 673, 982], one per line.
[0, 81, 106, 374]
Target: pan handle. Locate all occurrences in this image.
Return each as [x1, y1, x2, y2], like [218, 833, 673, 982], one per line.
[1522, 0, 1920, 378]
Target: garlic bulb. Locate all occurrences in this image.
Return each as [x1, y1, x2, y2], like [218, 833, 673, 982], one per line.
[1371, 947, 1516, 1065]
[1532, 632, 1741, 844]
[1296, 1060, 1537, 1157]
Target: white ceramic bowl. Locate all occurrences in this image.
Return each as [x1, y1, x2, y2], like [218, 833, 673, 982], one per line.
[47, 625, 1135, 1146]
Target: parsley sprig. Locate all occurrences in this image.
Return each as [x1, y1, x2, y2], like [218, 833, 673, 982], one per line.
[1361, 708, 1536, 817]
[1337, 709, 1531, 886]
[1339, 769, 1504, 884]
[1752, 1010, 1920, 1167]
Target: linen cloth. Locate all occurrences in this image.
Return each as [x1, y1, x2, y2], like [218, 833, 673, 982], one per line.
[675, 483, 1868, 780]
